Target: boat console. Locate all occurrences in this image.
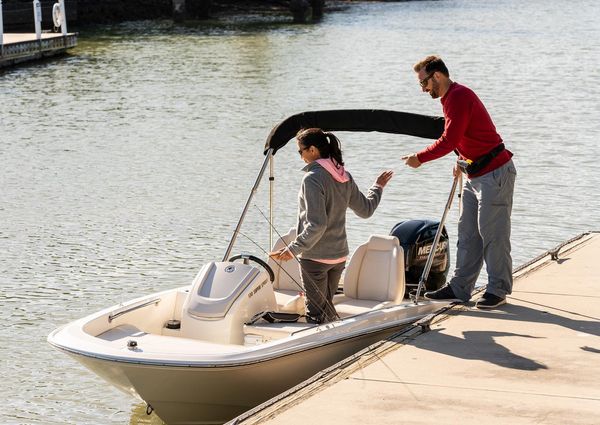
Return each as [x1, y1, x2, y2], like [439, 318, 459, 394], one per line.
[180, 261, 277, 344]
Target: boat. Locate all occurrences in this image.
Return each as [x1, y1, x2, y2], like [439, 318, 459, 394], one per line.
[48, 109, 451, 425]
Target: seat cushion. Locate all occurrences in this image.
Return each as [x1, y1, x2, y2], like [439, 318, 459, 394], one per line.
[332, 294, 394, 317]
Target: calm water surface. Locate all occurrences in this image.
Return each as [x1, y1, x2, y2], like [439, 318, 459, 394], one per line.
[1, 0, 599, 423]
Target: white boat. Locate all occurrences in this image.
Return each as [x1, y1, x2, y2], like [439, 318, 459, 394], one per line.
[48, 110, 450, 424]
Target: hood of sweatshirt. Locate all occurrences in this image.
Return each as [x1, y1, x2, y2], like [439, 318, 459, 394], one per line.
[315, 158, 349, 183]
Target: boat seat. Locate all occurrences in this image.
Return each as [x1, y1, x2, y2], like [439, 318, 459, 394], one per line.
[333, 235, 405, 318]
[267, 228, 306, 314]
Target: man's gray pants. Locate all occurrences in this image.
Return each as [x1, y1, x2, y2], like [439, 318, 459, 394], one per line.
[449, 160, 517, 302]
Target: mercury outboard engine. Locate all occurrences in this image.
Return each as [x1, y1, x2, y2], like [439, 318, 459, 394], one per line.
[390, 219, 450, 295]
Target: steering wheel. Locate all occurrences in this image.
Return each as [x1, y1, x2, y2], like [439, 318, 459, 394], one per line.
[228, 254, 275, 283]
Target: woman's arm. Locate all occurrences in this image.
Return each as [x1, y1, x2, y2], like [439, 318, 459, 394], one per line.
[348, 170, 393, 218]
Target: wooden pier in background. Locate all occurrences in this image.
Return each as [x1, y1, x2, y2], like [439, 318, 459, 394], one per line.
[1, 0, 76, 68]
[1, 32, 77, 68]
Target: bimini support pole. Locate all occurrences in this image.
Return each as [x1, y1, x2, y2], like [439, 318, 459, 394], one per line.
[223, 149, 274, 261]
[458, 172, 463, 217]
[269, 153, 275, 250]
[413, 174, 459, 304]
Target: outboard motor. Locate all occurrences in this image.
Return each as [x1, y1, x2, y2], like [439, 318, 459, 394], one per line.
[390, 219, 450, 294]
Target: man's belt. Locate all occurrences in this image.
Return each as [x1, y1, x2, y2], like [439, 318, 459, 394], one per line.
[457, 143, 505, 175]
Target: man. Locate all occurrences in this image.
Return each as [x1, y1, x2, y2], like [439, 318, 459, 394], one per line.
[402, 55, 516, 309]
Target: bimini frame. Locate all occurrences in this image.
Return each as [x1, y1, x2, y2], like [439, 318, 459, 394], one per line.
[223, 109, 445, 260]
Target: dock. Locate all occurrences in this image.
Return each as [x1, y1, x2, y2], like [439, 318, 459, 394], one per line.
[230, 232, 600, 425]
[1, 32, 77, 68]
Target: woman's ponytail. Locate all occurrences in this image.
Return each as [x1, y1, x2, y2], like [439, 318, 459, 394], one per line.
[325, 132, 344, 166]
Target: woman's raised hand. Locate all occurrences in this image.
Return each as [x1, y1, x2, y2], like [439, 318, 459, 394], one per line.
[375, 170, 394, 188]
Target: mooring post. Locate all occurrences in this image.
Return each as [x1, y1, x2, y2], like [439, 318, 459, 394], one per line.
[173, 0, 211, 21]
[1, 0, 4, 49]
[310, 0, 324, 19]
[59, 0, 67, 35]
[33, 0, 42, 40]
[187, 0, 211, 18]
[172, 0, 187, 22]
[290, 0, 310, 23]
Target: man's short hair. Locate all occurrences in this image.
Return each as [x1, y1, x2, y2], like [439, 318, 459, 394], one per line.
[413, 56, 450, 77]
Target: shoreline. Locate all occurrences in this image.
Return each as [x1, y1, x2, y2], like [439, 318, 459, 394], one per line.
[2, 1, 362, 30]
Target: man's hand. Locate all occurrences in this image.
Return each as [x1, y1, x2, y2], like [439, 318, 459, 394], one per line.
[401, 153, 422, 168]
[453, 163, 462, 177]
[269, 247, 294, 261]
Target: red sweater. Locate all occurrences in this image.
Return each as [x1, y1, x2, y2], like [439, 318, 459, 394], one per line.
[416, 82, 512, 177]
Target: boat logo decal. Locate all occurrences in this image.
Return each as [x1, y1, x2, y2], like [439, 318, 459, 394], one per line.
[248, 279, 267, 298]
[416, 240, 448, 259]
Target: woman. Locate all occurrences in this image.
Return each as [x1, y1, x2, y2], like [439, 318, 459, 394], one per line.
[270, 128, 393, 323]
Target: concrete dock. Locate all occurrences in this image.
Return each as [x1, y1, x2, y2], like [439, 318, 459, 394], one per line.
[231, 232, 600, 425]
[1, 32, 77, 68]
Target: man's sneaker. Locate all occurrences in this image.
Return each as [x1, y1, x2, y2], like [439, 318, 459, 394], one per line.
[424, 285, 462, 302]
[475, 293, 506, 309]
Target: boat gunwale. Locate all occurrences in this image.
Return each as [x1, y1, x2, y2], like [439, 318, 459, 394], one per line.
[48, 316, 416, 368]
[48, 301, 447, 368]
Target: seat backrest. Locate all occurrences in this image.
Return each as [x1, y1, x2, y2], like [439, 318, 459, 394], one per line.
[343, 235, 405, 303]
[266, 228, 303, 292]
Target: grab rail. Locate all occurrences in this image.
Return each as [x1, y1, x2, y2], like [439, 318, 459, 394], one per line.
[108, 297, 161, 322]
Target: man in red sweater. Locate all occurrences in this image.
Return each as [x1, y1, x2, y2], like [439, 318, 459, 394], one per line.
[402, 56, 516, 309]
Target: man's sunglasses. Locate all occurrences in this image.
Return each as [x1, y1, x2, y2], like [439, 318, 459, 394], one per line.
[419, 72, 436, 88]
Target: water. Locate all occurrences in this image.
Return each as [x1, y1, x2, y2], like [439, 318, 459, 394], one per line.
[1, 0, 599, 423]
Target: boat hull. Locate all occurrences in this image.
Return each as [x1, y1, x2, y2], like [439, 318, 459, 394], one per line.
[49, 281, 449, 424]
[65, 324, 404, 424]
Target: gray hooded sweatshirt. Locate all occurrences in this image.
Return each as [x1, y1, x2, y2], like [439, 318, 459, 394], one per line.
[288, 161, 383, 260]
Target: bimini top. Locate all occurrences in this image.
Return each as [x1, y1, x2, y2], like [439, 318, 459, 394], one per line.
[264, 109, 445, 155]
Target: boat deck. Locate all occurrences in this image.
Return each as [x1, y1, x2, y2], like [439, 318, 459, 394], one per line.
[98, 324, 248, 355]
[230, 232, 600, 425]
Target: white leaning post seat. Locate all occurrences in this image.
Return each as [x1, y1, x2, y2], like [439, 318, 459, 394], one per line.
[266, 228, 306, 314]
[333, 235, 405, 317]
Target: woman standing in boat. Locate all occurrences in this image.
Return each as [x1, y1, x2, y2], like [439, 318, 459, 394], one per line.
[270, 128, 393, 324]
